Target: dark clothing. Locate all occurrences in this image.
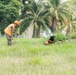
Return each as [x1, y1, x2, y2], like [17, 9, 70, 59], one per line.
[48, 36, 55, 43]
[44, 36, 55, 45]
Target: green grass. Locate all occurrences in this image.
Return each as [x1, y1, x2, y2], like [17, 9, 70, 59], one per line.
[0, 37, 76, 75]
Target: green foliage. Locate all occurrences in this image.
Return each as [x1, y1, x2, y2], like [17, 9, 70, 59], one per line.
[54, 33, 67, 42]
[4, 6, 19, 22]
[50, 0, 60, 7]
[0, 0, 21, 35]
[9, 0, 21, 10]
[0, 0, 12, 4]
[19, 19, 32, 34]
[20, 0, 48, 36]
[70, 32, 76, 39]
[44, 0, 72, 32]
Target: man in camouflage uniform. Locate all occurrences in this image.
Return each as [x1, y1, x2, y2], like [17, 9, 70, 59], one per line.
[4, 21, 19, 45]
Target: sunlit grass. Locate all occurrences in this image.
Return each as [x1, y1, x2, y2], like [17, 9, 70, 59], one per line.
[0, 37, 76, 75]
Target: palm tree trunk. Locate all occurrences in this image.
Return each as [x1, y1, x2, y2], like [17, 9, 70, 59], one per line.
[52, 16, 57, 32]
[64, 25, 70, 36]
[32, 24, 36, 38]
[37, 25, 40, 38]
[32, 24, 40, 38]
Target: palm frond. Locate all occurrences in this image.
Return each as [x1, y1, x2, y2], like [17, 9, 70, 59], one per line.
[31, 1, 37, 13]
[44, 17, 52, 27]
[44, 2, 53, 9]
[58, 12, 69, 25]
[58, 8, 71, 17]
[19, 19, 32, 35]
[37, 19, 46, 30]
[38, 9, 49, 17]
[50, 0, 60, 7]
[59, 1, 71, 8]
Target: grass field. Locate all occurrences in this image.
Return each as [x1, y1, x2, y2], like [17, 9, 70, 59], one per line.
[0, 37, 76, 75]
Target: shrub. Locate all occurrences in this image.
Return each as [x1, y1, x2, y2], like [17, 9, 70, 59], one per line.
[70, 32, 76, 39]
[54, 33, 68, 42]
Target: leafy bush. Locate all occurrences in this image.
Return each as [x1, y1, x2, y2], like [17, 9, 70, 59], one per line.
[70, 32, 76, 39]
[54, 33, 67, 42]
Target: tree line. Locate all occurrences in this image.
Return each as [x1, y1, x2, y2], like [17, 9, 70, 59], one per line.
[0, 0, 76, 37]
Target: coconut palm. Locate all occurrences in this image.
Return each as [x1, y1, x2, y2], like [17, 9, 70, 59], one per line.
[43, 0, 71, 33]
[20, 0, 48, 37]
[63, 0, 76, 35]
[69, 0, 76, 32]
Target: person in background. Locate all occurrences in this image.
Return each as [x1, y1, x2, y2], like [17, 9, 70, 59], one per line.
[4, 20, 19, 46]
[44, 36, 55, 45]
[44, 35, 63, 45]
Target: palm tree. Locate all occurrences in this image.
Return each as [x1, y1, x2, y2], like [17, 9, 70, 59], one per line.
[43, 0, 71, 33]
[69, 0, 76, 32]
[20, 0, 48, 38]
[63, 0, 76, 35]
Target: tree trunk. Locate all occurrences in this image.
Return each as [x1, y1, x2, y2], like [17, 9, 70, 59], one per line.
[32, 24, 40, 38]
[52, 16, 57, 32]
[37, 25, 40, 38]
[64, 25, 70, 36]
[32, 24, 36, 38]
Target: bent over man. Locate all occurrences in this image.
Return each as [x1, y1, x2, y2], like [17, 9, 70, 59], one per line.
[4, 20, 19, 45]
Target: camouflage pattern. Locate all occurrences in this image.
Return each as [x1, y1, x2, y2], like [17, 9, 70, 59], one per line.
[5, 24, 15, 45]
[6, 34, 12, 45]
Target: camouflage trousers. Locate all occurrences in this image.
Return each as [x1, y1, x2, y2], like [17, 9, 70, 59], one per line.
[6, 34, 12, 46]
